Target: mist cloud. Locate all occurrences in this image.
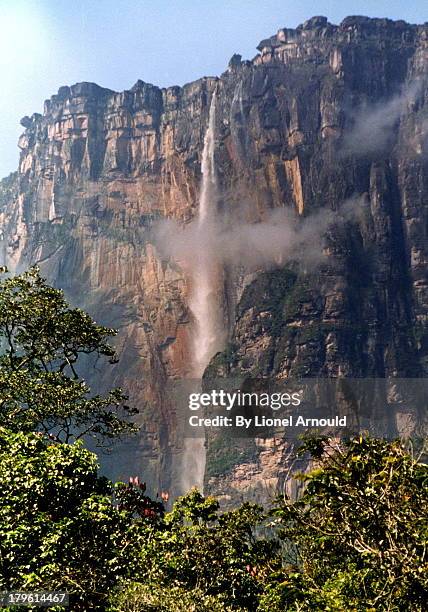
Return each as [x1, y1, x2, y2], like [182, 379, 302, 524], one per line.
[153, 200, 361, 275]
[342, 80, 423, 157]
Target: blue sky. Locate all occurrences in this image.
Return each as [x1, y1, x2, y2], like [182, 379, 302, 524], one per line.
[0, 0, 427, 178]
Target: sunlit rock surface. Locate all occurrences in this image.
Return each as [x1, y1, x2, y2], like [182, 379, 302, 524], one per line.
[0, 16, 427, 502]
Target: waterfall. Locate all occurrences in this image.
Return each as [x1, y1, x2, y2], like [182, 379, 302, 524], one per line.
[180, 90, 223, 493]
[190, 91, 220, 375]
[198, 92, 217, 225]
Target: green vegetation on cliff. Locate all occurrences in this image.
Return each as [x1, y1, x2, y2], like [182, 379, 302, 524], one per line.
[0, 270, 426, 611]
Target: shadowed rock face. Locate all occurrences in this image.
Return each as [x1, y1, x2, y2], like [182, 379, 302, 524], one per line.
[0, 16, 427, 501]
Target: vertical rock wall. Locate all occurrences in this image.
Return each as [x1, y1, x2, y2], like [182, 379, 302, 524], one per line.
[0, 16, 426, 499]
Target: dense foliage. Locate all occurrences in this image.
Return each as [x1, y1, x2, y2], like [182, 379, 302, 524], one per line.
[1, 429, 425, 611]
[264, 436, 428, 611]
[0, 270, 426, 611]
[0, 267, 136, 444]
[125, 490, 279, 611]
[0, 428, 141, 611]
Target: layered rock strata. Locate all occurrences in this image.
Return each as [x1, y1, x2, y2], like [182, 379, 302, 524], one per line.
[0, 16, 426, 500]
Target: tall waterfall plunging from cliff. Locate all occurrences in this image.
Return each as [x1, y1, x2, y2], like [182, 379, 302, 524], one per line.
[190, 91, 221, 376]
[181, 90, 224, 493]
[198, 93, 217, 226]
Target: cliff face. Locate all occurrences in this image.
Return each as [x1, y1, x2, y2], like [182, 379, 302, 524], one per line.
[1, 16, 427, 499]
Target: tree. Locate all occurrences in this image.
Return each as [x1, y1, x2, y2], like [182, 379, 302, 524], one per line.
[0, 266, 136, 444]
[1, 269, 427, 611]
[0, 428, 146, 611]
[0, 427, 274, 612]
[263, 436, 428, 611]
[1, 429, 426, 610]
[109, 489, 281, 611]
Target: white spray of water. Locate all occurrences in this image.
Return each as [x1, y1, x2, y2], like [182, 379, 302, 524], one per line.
[180, 90, 224, 493]
[190, 91, 223, 375]
[198, 92, 217, 225]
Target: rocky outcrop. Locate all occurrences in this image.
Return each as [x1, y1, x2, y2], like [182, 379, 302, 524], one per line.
[1, 16, 427, 500]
